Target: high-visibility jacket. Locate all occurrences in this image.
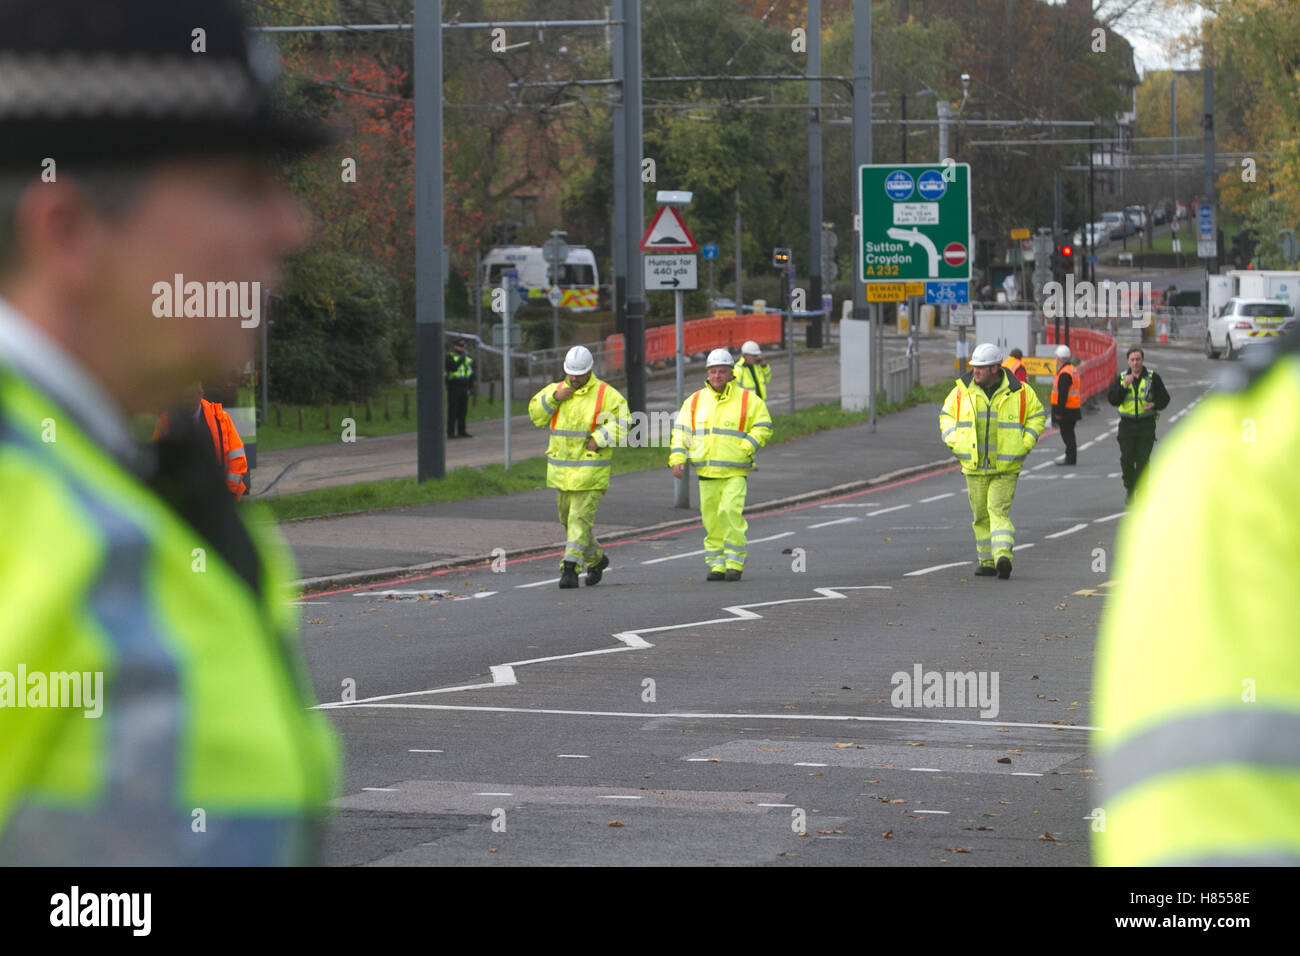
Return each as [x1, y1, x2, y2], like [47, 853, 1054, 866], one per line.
[445, 350, 474, 384]
[1094, 335, 1300, 865]
[1113, 368, 1157, 420]
[733, 358, 772, 400]
[1001, 356, 1027, 382]
[1051, 363, 1081, 409]
[528, 375, 629, 491]
[153, 399, 248, 500]
[939, 368, 1045, 475]
[669, 380, 773, 478]
[0, 364, 340, 864]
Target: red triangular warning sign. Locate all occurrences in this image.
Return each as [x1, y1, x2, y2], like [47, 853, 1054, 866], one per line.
[638, 206, 698, 253]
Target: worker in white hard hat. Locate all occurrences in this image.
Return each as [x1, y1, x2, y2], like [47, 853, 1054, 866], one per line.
[1050, 344, 1081, 466]
[938, 341, 1046, 579]
[528, 344, 630, 588]
[733, 340, 771, 400]
[669, 348, 773, 581]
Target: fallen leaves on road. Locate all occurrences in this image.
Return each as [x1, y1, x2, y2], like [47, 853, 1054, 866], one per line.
[965, 826, 995, 831]
[608, 821, 624, 828]
[816, 829, 844, 835]
[907, 741, 925, 747]
[881, 830, 894, 838]
[945, 847, 972, 853]
[996, 757, 1012, 764]
[1039, 832, 1056, 841]
[834, 742, 853, 748]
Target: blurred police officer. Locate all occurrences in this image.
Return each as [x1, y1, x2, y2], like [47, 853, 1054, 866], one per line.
[0, 0, 339, 864]
[1106, 346, 1170, 503]
[445, 338, 475, 438]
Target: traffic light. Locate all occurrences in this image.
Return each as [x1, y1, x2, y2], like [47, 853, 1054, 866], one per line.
[772, 247, 792, 268]
[1052, 243, 1073, 283]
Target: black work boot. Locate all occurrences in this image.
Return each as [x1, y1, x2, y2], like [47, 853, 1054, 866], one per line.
[706, 568, 726, 581]
[585, 554, 609, 586]
[725, 569, 742, 581]
[975, 564, 997, 577]
[996, 556, 1012, 580]
[559, 561, 580, 589]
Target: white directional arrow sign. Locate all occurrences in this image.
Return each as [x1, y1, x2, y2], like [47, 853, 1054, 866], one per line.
[644, 254, 697, 291]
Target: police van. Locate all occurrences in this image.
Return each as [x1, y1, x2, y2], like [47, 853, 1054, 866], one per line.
[480, 245, 600, 311]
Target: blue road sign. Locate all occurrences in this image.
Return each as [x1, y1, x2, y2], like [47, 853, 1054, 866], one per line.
[1197, 203, 1214, 237]
[917, 169, 947, 201]
[925, 280, 969, 304]
[1085, 255, 1098, 263]
[701, 241, 719, 261]
[884, 170, 915, 201]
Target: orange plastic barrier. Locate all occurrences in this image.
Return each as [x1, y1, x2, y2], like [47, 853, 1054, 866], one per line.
[605, 313, 783, 369]
[1044, 327, 1116, 403]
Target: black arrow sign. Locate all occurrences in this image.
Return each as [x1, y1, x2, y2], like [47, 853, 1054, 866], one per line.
[657, 277, 681, 287]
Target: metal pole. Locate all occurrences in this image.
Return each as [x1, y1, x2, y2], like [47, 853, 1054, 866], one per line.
[937, 98, 950, 162]
[260, 287, 269, 429]
[807, 0, 824, 349]
[786, 266, 796, 414]
[900, 91, 907, 163]
[674, 288, 688, 508]
[503, 277, 512, 470]
[734, 188, 743, 306]
[612, 0, 628, 347]
[1203, 62, 1216, 272]
[623, 0, 646, 414]
[1088, 123, 1095, 284]
[852, 0, 873, 431]
[415, 0, 446, 480]
[708, 258, 714, 306]
[1171, 77, 1178, 257]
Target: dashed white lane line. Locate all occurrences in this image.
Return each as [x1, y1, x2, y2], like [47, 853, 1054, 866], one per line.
[820, 502, 884, 509]
[794, 762, 828, 767]
[601, 795, 642, 800]
[642, 549, 706, 565]
[1045, 523, 1088, 539]
[409, 749, 443, 753]
[869, 504, 912, 516]
[475, 792, 514, 796]
[808, 517, 861, 529]
[749, 531, 797, 544]
[556, 754, 590, 759]
[1093, 512, 1127, 523]
[516, 577, 560, 589]
[1107, 472, 1121, 478]
[757, 803, 796, 808]
[1011, 772, 1044, 777]
[357, 589, 451, 598]
[686, 758, 712, 762]
[1077, 441, 1095, 450]
[1031, 461, 1055, 471]
[1012, 543, 1035, 552]
[904, 561, 971, 577]
[364, 787, 400, 792]
[913, 810, 951, 815]
[908, 767, 944, 772]
[919, 492, 955, 503]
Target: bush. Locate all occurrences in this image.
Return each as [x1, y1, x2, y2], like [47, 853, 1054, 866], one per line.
[270, 248, 402, 404]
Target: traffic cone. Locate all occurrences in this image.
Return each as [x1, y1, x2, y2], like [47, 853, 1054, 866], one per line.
[1159, 315, 1168, 344]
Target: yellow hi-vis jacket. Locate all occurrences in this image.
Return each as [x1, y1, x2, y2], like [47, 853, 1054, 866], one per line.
[939, 368, 1045, 475]
[528, 375, 629, 491]
[1094, 335, 1300, 866]
[669, 380, 773, 478]
[733, 358, 772, 399]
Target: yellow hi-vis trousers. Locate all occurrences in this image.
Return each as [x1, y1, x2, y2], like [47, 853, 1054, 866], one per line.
[966, 473, 1017, 565]
[699, 475, 749, 571]
[557, 489, 605, 569]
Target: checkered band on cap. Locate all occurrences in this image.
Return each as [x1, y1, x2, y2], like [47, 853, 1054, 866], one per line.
[0, 52, 259, 120]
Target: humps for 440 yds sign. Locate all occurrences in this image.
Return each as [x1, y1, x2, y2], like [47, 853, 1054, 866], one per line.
[859, 163, 971, 284]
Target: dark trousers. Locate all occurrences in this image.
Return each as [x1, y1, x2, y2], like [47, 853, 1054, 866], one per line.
[447, 383, 470, 436]
[1117, 420, 1157, 493]
[1058, 416, 1078, 463]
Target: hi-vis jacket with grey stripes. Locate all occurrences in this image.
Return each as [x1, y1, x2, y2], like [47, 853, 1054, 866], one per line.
[938, 367, 1045, 475]
[669, 380, 773, 478]
[528, 375, 629, 491]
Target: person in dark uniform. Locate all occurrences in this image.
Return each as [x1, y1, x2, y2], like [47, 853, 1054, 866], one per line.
[1051, 345, 1081, 465]
[445, 338, 475, 438]
[1107, 346, 1171, 502]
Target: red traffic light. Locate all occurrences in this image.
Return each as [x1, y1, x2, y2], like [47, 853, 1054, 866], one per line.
[1058, 245, 1073, 257]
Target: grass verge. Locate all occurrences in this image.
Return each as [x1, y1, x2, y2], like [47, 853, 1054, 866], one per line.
[264, 379, 965, 521]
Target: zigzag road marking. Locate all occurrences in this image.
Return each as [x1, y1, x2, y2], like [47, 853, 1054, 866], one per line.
[319, 586, 894, 707]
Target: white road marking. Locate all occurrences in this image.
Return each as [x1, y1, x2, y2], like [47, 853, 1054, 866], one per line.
[475, 792, 514, 796]
[1045, 523, 1088, 539]
[1077, 441, 1095, 450]
[1010, 772, 1043, 777]
[1031, 461, 1055, 471]
[1107, 472, 1121, 478]
[686, 758, 712, 762]
[869, 504, 913, 516]
[600, 795, 642, 800]
[1012, 544, 1035, 552]
[794, 762, 828, 767]
[516, 577, 560, 589]
[1093, 512, 1126, 523]
[409, 749, 444, 753]
[808, 517, 861, 529]
[1166, 366, 1188, 372]
[473, 592, 497, 599]
[757, 803, 796, 808]
[819, 503, 883, 509]
[363, 787, 400, 792]
[642, 549, 706, 565]
[556, 754, 590, 759]
[913, 810, 950, 815]
[908, 767, 944, 772]
[324, 701, 1099, 732]
[919, 492, 955, 503]
[904, 561, 971, 577]
[748, 531, 797, 544]
[1062, 474, 1076, 479]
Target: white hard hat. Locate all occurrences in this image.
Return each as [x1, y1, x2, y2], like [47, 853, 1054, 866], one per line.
[969, 343, 1003, 366]
[741, 340, 761, 356]
[706, 348, 734, 368]
[1055, 345, 1071, 360]
[563, 345, 594, 375]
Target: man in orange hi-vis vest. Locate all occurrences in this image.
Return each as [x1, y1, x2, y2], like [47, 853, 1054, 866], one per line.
[154, 382, 249, 501]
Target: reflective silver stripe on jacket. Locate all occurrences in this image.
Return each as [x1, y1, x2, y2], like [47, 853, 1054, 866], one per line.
[550, 428, 590, 438]
[540, 394, 556, 414]
[690, 459, 752, 470]
[547, 456, 610, 467]
[227, 447, 246, 460]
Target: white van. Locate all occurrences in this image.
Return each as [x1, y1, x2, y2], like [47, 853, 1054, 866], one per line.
[480, 245, 600, 311]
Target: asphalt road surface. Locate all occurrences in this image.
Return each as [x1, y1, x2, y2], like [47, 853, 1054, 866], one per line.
[302, 353, 1216, 866]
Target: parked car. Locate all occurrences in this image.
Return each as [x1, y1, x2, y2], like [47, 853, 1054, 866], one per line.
[1073, 222, 1108, 248]
[1206, 296, 1295, 360]
[1150, 201, 1170, 226]
[1102, 210, 1137, 240]
[1124, 206, 1148, 233]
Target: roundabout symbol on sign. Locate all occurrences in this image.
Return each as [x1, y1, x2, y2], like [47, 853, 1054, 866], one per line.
[943, 242, 967, 268]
